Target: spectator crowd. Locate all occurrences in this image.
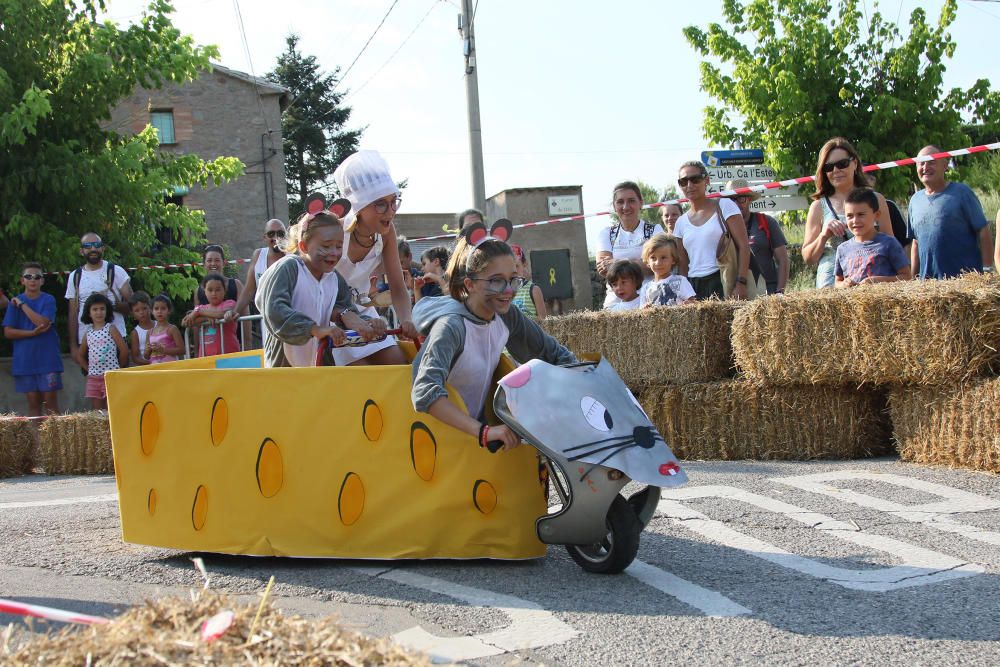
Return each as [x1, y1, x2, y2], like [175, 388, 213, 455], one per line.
[3, 139, 998, 416]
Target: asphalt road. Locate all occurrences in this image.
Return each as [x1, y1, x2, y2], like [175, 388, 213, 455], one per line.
[2, 457, 999, 665]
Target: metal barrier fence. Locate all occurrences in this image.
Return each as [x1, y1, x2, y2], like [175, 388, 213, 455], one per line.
[182, 314, 262, 359]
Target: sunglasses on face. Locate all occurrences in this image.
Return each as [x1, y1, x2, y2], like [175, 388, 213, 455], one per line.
[677, 174, 706, 187]
[823, 157, 854, 173]
[22, 274, 43, 280]
[81, 241, 104, 249]
[471, 276, 526, 294]
[265, 230, 286, 239]
[372, 196, 402, 215]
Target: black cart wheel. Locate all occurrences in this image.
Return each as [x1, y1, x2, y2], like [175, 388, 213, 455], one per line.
[565, 495, 641, 574]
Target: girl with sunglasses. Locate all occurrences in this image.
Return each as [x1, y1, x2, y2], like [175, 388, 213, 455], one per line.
[802, 137, 889, 288]
[411, 233, 575, 451]
[332, 150, 417, 366]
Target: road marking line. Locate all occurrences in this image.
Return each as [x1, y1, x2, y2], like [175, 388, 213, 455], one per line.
[0, 493, 118, 509]
[626, 560, 752, 617]
[658, 486, 983, 592]
[774, 471, 1000, 546]
[353, 566, 578, 663]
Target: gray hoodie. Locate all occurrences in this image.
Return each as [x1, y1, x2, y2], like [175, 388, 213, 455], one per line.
[410, 296, 575, 417]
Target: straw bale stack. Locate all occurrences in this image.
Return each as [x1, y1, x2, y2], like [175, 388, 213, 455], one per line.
[890, 377, 1000, 474]
[4, 592, 428, 666]
[0, 415, 38, 477]
[544, 301, 742, 388]
[731, 274, 1000, 387]
[38, 411, 114, 475]
[639, 380, 891, 460]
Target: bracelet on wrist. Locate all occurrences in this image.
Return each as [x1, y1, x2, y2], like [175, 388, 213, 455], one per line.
[736, 277, 748, 285]
[478, 423, 489, 448]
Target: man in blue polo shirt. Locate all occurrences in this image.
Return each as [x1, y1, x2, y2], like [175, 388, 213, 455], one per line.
[907, 145, 993, 279]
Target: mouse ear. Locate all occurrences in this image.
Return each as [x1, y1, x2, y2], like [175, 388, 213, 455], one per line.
[460, 221, 488, 246]
[489, 218, 513, 243]
[328, 198, 351, 219]
[304, 193, 327, 216]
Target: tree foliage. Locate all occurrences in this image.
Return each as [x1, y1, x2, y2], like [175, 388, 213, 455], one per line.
[0, 0, 244, 298]
[684, 0, 1000, 202]
[267, 34, 362, 219]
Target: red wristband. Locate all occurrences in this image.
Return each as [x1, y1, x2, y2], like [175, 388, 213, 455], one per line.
[478, 423, 489, 448]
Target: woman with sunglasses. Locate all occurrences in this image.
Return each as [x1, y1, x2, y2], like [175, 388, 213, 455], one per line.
[332, 150, 417, 366]
[232, 218, 288, 347]
[673, 161, 752, 300]
[802, 137, 889, 288]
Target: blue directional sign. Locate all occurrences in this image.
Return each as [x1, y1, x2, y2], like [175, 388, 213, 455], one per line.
[701, 149, 765, 167]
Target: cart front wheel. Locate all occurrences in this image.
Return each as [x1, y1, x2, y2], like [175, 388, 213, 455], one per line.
[565, 495, 640, 574]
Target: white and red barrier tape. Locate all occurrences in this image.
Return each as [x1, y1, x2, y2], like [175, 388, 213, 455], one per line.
[36, 141, 1000, 270]
[0, 597, 109, 625]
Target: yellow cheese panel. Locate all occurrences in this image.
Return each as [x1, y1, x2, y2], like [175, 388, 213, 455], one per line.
[105, 348, 547, 559]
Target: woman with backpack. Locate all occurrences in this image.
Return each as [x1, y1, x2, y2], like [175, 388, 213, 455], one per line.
[594, 181, 664, 308]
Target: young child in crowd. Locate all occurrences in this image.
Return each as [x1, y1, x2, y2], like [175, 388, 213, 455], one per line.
[510, 244, 547, 320]
[146, 294, 183, 364]
[604, 259, 644, 311]
[2, 262, 63, 415]
[183, 274, 240, 357]
[128, 291, 153, 366]
[256, 209, 376, 367]
[415, 246, 449, 303]
[396, 238, 419, 295]
[835, 188, 911, 288]
[640, 234, 696, 307]
[411, 234, 575, 451]
[80, 293, 128, 409]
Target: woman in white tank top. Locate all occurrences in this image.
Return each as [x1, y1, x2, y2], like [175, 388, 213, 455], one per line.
[332, 150, 417, 366]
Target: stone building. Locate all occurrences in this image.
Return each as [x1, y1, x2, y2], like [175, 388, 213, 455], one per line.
[395, 185, 592, 313]
[108, 63, 290, 262]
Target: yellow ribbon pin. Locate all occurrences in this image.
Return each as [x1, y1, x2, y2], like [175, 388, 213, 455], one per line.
[548, 268, 557, 286]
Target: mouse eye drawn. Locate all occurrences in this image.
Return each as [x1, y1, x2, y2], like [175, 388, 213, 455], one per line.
[581, 396, 613, 432]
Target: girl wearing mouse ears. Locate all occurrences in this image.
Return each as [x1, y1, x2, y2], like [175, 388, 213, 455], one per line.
[332, 150, 416, 366]
[410, 221, 576, 451]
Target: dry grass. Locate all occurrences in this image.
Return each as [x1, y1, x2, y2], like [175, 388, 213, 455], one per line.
[639, 380, 891, 460]
[0, 415, 38, 478]
[38, 411, 114, 475]
[731, 273, 1000, 386]
[4, 591, 428, 666]
[890, 377, 1000, 474]
[544, 301, 742, 388]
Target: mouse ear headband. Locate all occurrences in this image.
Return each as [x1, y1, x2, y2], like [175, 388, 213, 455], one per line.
[458, 218, 513, 247]
[302, 193, 352, 233]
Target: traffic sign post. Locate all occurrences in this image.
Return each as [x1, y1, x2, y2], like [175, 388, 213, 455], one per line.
[749, 196, 810, 213]
[701, 149, 765, 167]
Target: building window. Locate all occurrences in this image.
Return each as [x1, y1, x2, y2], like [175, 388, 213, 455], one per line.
[150, 110, 175, 144]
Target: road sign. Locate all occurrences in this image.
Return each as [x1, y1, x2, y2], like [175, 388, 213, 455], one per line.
[701, 149, 765, 167]
[547, 194, 581, 216]
[707, 184, 798, 196]
[749, 196, 810, 212]
[707, 165, 776, 181]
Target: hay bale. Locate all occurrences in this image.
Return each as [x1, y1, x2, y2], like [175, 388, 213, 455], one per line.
[5, 592, 428, 666]
[544, 301, 742, 388]
[0, 415, 38, 477]
[890, 377, 1000, 473]
[731, 274, 1000, 387]
[639, 380, 891, 460]
[38, 411, 114, 475]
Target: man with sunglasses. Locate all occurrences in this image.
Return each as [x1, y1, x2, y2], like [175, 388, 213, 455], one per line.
[4, 263, 64, 415]
[232, 218, 288, 348]
[907, 145, 994, 279]
[65, 232, 133, 366]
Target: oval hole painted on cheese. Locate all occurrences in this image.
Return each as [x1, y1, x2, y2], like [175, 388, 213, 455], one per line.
[140, 401, 159, 456]
[255, 439, 283, 498]
[409, 422, 437, 482]
[191, 485, 208, 531]
[338, 472, 365, 525]
[210, 397, 228, 446]
[147, 488, 157, 516]
[472, 480, 497, 514]
[362, 399, 382, 442]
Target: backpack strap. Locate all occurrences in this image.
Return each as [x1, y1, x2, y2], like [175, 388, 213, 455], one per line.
[608, 221, 622, 248]
[643, 222, 655, 240]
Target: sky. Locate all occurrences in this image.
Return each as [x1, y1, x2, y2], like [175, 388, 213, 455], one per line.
[103, 0, 1000, 247]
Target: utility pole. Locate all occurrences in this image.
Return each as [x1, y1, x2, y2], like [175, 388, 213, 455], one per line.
[459, 0, 486, 211]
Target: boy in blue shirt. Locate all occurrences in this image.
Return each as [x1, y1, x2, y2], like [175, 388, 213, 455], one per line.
[2, 263, 64, 415]
[835, 189, 911, 288]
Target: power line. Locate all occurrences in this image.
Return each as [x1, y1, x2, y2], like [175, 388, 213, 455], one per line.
[338, 0, 401, 87]
[232, 0, 272, 134]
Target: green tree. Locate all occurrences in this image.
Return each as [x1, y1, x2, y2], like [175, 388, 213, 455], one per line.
[0, 0, 243, 299]
[268, 34, 363, 219]
[684, 0, 1000, 202]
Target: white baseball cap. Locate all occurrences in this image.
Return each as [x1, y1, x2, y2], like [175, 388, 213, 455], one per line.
[333, 150, 400, 231]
